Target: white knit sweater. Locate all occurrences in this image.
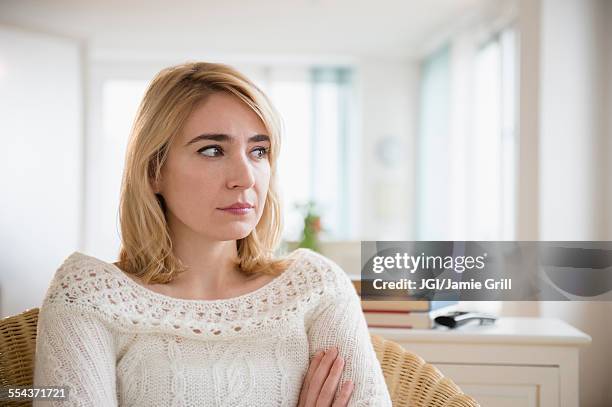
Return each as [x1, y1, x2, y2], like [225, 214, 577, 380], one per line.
[33, 248, 392, 406]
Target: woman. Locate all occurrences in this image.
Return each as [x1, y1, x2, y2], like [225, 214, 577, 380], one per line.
[33, 62, 392, 406]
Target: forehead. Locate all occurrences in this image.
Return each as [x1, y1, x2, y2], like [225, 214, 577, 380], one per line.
[180, 92, 268, 141]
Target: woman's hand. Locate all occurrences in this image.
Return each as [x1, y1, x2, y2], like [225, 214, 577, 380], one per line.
[297, 346, 354, 407]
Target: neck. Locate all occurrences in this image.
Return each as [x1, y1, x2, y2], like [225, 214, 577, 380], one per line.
[167, 215, 245, 296]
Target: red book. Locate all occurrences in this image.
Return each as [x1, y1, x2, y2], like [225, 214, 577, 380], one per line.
[363, 305, 458, 329]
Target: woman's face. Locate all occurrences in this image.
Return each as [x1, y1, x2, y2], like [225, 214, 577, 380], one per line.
[155, 92, 271, 242]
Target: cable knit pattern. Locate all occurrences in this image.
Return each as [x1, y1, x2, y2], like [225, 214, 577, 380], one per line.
[33, 248, 392, 406]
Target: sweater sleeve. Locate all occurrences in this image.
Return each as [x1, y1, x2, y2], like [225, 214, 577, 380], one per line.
[33, 304, 118, 407]
[306, 255, 392, 407]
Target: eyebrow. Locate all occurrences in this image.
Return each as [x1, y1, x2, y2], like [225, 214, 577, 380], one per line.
[185, 133, 270, 146]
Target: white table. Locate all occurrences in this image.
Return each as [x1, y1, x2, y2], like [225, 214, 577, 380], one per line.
[369, 317, 591, 407]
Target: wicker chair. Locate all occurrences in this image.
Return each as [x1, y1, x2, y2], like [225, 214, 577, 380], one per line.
[371, 335, 479, 406]
[1, 308, 479, 406]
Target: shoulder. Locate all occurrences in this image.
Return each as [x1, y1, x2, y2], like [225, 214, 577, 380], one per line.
[289, 248, 357, 300]
[42, 251, 121, 309]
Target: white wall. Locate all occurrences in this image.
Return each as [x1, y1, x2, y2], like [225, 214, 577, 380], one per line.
[0, 25, 82, 317]
[516, 0, 540, 242]
[600, 0, 612, 406]
[357, 59, 418, 240]
[529, 1, 612, 406]
[606, 0, 612, 252]
[539, 0, 606, 241]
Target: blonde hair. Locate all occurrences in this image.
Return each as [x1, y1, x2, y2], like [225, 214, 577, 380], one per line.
[117, 61, 291, 284]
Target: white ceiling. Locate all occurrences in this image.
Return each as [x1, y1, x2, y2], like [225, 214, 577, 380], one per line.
[0, 0, 504, 60]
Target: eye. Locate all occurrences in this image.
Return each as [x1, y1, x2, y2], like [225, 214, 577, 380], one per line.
[251, 147, 269, 160]
[197, 145, 223, 157]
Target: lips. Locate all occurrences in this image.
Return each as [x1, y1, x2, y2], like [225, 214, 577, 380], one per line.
[219, 202, 254, 210]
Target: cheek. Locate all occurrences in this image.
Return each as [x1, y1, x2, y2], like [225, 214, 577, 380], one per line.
[165, 159, 220, 202]
[256, 164, 271, 198]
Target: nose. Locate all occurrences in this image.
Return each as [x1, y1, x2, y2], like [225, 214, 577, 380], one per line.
[225, 151, 256, 190]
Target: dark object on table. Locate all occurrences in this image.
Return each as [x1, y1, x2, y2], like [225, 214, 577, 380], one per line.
[434, 311, 498, 329]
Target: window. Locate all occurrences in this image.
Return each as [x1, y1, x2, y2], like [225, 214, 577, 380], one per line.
[270, 67, 354, 241]
[471, 28, 517, 240]
[417, 27, 517, 241]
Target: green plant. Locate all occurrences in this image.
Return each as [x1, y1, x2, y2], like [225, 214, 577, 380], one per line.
[295, 201, 323, 252]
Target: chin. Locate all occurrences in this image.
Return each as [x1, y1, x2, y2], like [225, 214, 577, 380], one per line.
[211, 226, 254, 242]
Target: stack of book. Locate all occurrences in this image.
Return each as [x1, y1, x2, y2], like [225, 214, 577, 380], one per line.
[351, 277, 458, 329]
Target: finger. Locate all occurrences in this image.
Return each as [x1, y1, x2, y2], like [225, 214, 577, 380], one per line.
[303, 350, 325, 390]
[299, 350, 324, 407]
[331, 381, 354, 407]
[305, 347, 339, 406]
[317, 355, 345, 406]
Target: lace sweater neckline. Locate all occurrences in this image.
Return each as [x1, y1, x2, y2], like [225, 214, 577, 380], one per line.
[68, 248, 307, 307]
[47, 247, 338, 339]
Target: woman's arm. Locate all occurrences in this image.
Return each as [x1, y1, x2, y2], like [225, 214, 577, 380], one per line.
[306, 257, 392, 407]
[33, 304, 118, 407]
